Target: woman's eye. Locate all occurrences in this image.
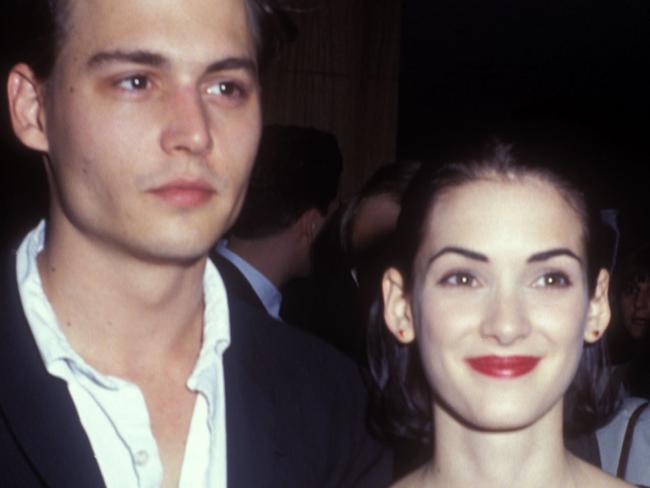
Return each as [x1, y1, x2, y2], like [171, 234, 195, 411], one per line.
[533, 272, 571, 288]
[439, 272, 478, 287]
[114, 75, 150, 91]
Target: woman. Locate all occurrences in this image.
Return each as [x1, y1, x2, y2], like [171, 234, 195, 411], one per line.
[369, 146, 631, 487]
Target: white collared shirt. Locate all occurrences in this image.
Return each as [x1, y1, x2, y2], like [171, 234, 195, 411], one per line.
[216, 239, 282, 319]
[16, 221, 230, 488]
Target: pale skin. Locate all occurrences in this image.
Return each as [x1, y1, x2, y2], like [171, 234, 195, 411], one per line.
[7, 0, 261, 486]
[382, 177, 633, 488]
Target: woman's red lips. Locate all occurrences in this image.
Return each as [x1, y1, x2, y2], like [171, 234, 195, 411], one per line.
[465, 355, 541, 378]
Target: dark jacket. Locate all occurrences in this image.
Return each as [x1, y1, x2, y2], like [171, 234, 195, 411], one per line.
[0, 256, 391, 487]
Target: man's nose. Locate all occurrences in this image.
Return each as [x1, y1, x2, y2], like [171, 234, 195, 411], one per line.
[160, 87, 213, 156]
[635, 286, 650, 310]
[480, 288, 530, 346]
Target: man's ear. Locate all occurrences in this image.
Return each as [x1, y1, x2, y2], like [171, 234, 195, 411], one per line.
[7, 63, 49, 152]
[296, 208, 324, 244]
[382, 267, 415, 344]
[584, 269, 612, 344]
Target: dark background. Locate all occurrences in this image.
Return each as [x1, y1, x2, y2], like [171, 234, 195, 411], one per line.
[399, 0, 649, 212]
[1, 0, 649, 247]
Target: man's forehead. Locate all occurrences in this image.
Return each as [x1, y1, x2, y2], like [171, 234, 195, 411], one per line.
[61, 0, 255, 60]
[66, 0, 251, 49]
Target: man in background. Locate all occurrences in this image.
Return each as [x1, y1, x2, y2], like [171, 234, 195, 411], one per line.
[213, 124, 342, 320]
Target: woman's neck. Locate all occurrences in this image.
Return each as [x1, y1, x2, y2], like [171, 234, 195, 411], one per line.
[423, 401, 577, 488]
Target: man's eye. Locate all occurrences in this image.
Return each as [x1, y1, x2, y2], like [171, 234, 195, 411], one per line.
[114, 75, 150, 91]
[439, 272, 478, 287]
[622, 282, 639, 297]
[533, 272, 571, 288]
[206, 81, 244, 98]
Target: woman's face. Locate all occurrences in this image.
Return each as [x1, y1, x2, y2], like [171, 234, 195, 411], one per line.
[383, 177, 610, 431]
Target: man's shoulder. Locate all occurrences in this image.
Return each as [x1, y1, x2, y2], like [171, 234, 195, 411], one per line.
[210, 250, 268, 311]
[227, 292, 360, 379]
[226, 294, 392, 488]
[0, 246, 25, 327]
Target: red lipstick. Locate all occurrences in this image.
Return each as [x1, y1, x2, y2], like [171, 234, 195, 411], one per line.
[465, 355, 541, 378]
[150, 179, 214, 207]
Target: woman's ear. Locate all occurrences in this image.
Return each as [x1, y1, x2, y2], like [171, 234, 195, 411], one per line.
[382, 267, 415, 344]
[7, 63, 49, 152]
[584, 269, 611, 343]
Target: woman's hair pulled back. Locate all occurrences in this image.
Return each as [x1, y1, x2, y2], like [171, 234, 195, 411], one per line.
[368, 143, 619, 442]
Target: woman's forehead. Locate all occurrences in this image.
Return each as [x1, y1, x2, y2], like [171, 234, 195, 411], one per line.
[422, 177, 586, 260]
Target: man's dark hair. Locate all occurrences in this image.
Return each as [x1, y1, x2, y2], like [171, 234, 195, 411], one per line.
[618, 244, 650, 291]
[9, 0, 295, 81]
[230, 125, 342, 239]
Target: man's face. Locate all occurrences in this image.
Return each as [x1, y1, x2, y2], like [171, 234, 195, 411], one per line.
[34, 0, 261, 263]
[620, 278, 650, 339]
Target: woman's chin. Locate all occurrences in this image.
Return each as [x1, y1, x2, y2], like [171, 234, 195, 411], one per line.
[438, 393, 559, 434]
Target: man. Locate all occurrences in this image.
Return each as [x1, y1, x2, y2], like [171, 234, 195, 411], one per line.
[214, 124, 342, 320]
[0, 1, 390, 487]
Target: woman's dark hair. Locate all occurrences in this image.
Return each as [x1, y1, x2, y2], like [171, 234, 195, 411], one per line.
[11, 0, 296, 81]
[368, 144, 620, 442]
[340, 160, 422, 258]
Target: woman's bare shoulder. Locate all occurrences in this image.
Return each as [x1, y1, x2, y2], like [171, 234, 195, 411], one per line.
[389, 466, 427, 488]
[575, 458, 636, 487]
[391, 458, 635, 487]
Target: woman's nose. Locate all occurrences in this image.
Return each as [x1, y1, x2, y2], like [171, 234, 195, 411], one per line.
[480, 289, 530, 345]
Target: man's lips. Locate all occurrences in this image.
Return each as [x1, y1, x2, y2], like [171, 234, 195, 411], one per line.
[149, 180, 215, 207]
[465, 355, 541, 378]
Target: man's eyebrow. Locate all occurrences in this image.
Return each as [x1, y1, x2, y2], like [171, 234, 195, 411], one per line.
[86, 51, 257, 77]
[527, 248, 583, 264]
[204, 57, 258, 77]
[427, 246, 489, 267]
[86, 50, 169, 70]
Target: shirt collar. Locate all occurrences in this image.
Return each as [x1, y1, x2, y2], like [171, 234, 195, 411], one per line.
[216, 239, 282, 319]
[17, 220, 231, 390]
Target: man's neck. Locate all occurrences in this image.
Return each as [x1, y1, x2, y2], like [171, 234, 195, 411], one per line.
[37, 230, 206, 378]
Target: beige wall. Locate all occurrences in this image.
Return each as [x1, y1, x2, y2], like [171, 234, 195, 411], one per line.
[261, 0, 401, 199]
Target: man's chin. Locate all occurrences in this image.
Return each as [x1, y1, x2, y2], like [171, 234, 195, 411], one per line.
[129, 241, 212, 267]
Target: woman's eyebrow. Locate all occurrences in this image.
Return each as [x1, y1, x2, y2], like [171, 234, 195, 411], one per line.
[426, 246, 583, 267]
[427, 246, 489, 266]
[526, 248, 583, 264]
